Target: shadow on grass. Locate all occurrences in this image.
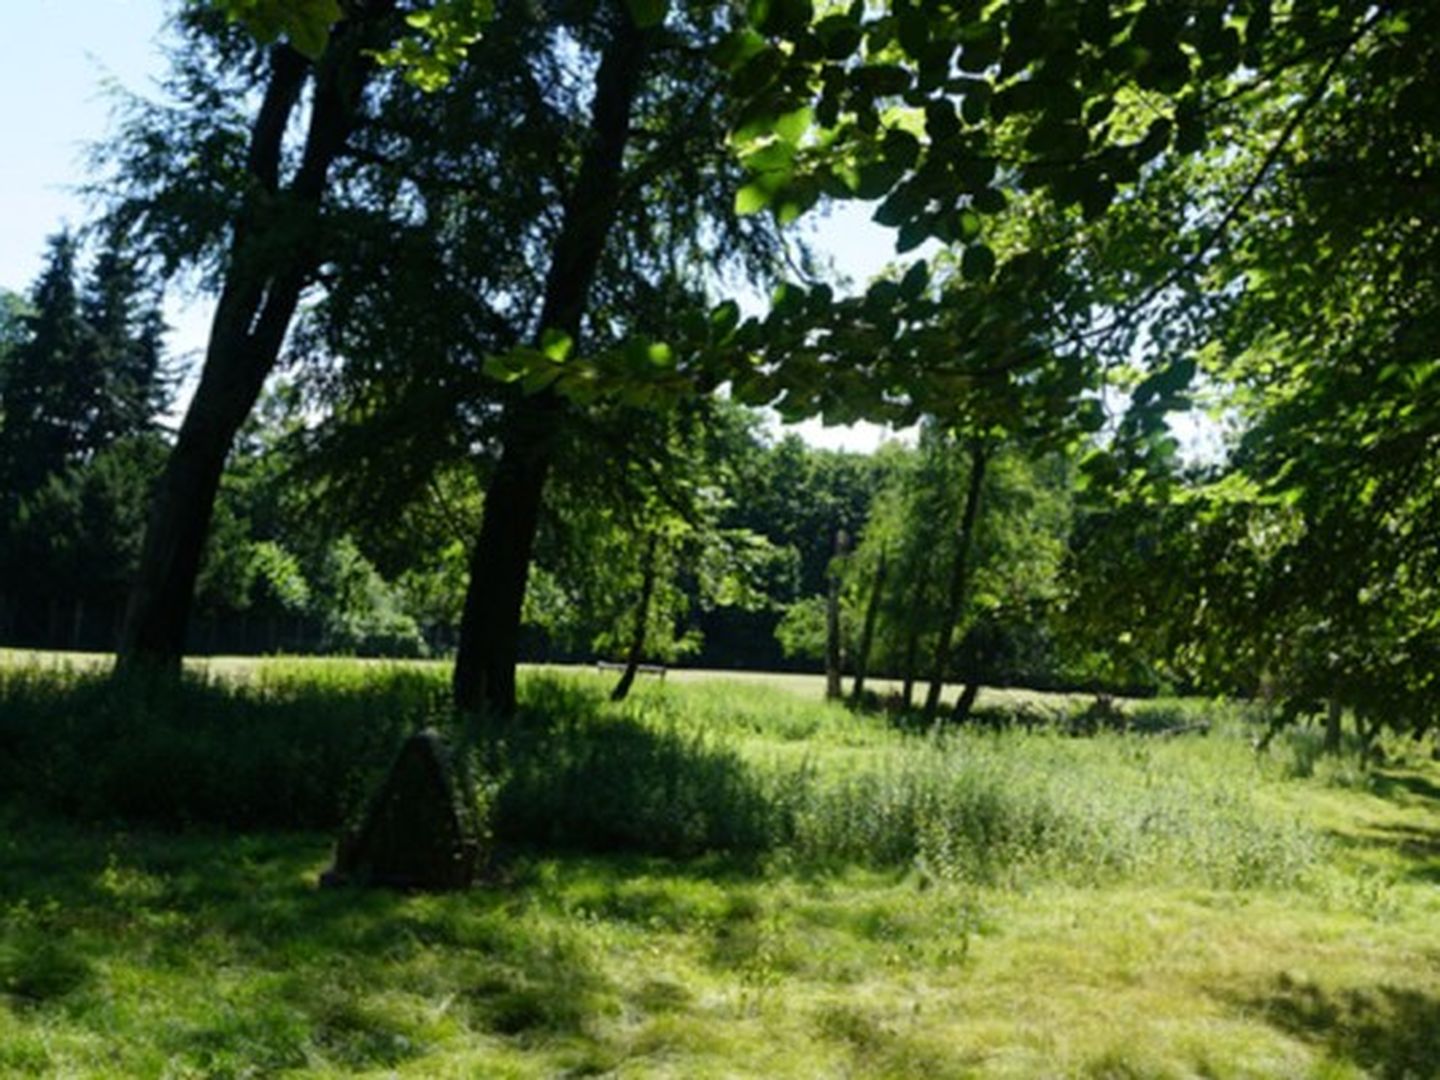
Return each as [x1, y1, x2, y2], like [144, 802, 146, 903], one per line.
[0, 667, 785, 864]
[1369, 768, 1440, 809]
[0, 813, 628, 1074]
[1224, 975, 1440, 1080]
[1330, 767, 1440, 883]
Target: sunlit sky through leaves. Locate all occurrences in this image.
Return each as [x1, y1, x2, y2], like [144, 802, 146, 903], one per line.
[0, 2, 1217, 459]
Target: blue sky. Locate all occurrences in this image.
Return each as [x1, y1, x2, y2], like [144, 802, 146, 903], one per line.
[0, 3, 908, 451]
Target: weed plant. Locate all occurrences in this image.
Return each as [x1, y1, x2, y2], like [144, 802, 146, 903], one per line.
[1, 659, 1328, 891]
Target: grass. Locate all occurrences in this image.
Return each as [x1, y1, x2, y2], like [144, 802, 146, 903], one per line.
[1, 653, 1439, 1077]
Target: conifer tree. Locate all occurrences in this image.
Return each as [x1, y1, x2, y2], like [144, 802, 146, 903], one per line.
[0, 232, 88, 502]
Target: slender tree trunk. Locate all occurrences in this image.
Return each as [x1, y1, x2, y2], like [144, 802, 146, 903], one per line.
[611, 533, 661, 703]
[1323, 696, 1343, 754]
[899, 573, 925, 709]
[71, 598, 85, 650]
[825, 528, 849, 701]
[116, 11, 394, 677]
[453, 15, 652, 715]
[850, 548, 887, 704]
[923, 440, 989, 728]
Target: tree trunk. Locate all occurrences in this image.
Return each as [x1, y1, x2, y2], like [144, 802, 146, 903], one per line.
[611, 533, 661, 703]
[1323, 696, 1343, 754]
[825, 528, 850, 701]
[453, 15, 652, 716]
[923, 440, 989, 728]
[949, 680, 981, 726]
[850, 548, 887, 704]
[116, 12, 393, 677]
[899, 573, 926, 709]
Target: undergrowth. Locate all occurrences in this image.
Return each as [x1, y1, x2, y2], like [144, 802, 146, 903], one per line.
[0, 660, 1334, 889]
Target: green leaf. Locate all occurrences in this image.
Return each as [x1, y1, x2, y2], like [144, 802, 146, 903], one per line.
[962, 244, 995, 281]
[625, 0, 669, 29]
[735, 182, 771, 215]
[896, 218, 930, 253]
[540, 328, 573, 362]
[710, 300, 741, 339]
[899, 259, 930, 301]
[774, 105, 813, 145]
[972, 187, 1006, 214]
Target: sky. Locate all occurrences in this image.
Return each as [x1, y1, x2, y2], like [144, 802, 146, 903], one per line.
[1, 1, 915, 452]
[1, 4, 1219, 460]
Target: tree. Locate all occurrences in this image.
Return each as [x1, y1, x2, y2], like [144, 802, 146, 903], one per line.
[1053, 0, 1440, 745]
[78, 238, 170, 449]
[111, 1, 401, 674]
[0, 232, 88, 502]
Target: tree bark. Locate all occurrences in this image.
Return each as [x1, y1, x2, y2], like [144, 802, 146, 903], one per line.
[611, 532, 661, 703]
[949, 679, 981, 726]
[1323, 696, 1343, 754]
[116, 10, 393, 677]
[825, 528, 849, 701]
[453, 14, 652, 715]
[850, 548, 887, 704]
[922, 440, 989, 728]
[899, 573, 925, 709]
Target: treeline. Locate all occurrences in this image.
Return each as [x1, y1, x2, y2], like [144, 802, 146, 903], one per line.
[0, 240, 1113, 689]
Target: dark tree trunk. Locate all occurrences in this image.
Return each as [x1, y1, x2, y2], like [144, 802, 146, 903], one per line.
[899, 573, 926, 709]
[116, 12, 393, 677]
[1323, 696, 1343, 754]
[825, 528, 850, 701]
[923, 440, 989, 728]
[850, 548, 887, 704]
[453, 15, 652, 716]
[611, 533, 661, 703]
[949, 680, 981, 726]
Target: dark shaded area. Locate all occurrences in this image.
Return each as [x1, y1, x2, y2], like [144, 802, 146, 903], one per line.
[0, 670, 782, 862]
[1225, 976, 1440, 1080]
[471, 680, 783, 858]
[0, 667, 429, 829]
[1369, 769, 1440, 808]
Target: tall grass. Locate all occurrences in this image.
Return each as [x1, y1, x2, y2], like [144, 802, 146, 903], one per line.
[0, 661, 440, 828]
[0, 659, 1325, 889]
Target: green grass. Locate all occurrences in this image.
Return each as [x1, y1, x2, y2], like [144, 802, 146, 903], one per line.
[2, 653, 1439, 1077]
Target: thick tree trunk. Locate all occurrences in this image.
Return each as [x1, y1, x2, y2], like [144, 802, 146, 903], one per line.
[825, 528, 849, 701]
[453, 15, 652, 716]
[611, 533, 661, 703]
[949, 679, 981, 726]
[850, 548, 887, 704]
[116, 12, 392, 676]
[922, 440, 989, 728]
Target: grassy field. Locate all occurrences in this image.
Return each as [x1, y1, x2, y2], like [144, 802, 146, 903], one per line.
[1, 654, 1438, 1077]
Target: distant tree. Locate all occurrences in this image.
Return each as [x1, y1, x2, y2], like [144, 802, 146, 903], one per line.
[78, 238, 170, 447]
[0, 232, 89, 502]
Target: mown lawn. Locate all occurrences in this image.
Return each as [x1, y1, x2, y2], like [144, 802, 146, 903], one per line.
[1, 655, 1438, 1077]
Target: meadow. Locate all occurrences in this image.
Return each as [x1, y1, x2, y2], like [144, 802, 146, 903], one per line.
[1, 655, 1438, 1077]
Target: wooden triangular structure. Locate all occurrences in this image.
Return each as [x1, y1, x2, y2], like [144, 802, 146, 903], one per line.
[322, 729, 481, 891]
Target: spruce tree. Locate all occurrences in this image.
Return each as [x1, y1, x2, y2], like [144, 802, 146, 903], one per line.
[0, 231, 88, 502]
[80, 239, 170, 446]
